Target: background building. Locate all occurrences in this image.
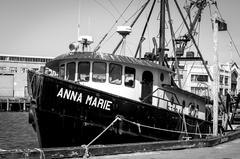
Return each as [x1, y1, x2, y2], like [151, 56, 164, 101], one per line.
[0, 54, 52, 111]
[175, 61, 240, 100]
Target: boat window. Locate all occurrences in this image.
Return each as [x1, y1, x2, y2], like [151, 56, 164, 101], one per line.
[59, 64, 65, 79]
[66, 62, 76, 81]
[109, 63, 122, 85]
[160, 73, 164, 81]
[124, 67, 135, 88]
[182, 100, 186, 108]
[78, 62, 90, 82]
[92, 62, 106, 82]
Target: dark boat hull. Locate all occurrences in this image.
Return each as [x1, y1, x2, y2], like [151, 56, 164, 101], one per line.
[28, 71, 215, 148]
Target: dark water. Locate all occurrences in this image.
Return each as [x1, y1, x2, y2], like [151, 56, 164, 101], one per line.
[0, 112, 38, 150]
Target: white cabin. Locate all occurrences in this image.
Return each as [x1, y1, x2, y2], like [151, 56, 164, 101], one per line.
[46, 52, 209, 120]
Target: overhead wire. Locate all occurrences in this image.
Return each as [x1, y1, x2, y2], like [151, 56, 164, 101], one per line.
[93, 0, 135, 52]
[103, 0, 149, 46]
[93, 0, 116, 19]
[108, 0, 127, 22]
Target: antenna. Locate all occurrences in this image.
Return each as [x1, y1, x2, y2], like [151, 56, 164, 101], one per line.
[78, 0, 81, 41]
[69, 0, 94, 53]
[77, 24, 80, 42]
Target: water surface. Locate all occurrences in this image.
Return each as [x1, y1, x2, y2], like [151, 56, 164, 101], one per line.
[0, 112, 38, 150]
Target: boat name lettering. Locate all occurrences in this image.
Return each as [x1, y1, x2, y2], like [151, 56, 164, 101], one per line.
[56, 88, 112, 111]
[57, 88, 82, 103]
[85, 95, 112, 111]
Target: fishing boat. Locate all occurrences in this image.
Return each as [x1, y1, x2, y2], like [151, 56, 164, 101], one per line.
[28, 0, 224, 148]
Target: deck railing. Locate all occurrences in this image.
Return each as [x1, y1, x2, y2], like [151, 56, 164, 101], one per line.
[142, 87, 183, 113]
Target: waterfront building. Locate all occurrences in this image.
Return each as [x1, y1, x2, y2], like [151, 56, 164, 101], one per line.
[0, 54, 53, 111]
[175, 61, 240, 100]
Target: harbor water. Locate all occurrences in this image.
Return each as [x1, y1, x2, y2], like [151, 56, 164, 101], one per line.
[0, 112, 38, 150]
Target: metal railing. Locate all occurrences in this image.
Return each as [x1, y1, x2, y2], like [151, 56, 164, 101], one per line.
[142, 87, 182, 112]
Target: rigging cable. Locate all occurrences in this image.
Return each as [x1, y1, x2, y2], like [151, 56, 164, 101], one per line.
[93, 0, 135, 52]
[182, 19, 201, 88]
[103, 1, 148, 45]
[108, 0, 127, 22]
[215, 3, 240, 60]
[93, 0, 116, 19]
[112, 0, 151, 55]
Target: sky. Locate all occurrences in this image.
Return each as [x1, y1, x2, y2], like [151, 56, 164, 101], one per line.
[0, 0, 239, 65]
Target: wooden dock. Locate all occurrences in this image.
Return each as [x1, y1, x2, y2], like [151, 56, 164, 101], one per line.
[1, 128, 240, 159]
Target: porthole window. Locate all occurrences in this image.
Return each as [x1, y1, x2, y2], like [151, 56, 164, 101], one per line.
[109, 63, 122, 85]
[160, 73, 164, 81]
[92, 62, 106, 82]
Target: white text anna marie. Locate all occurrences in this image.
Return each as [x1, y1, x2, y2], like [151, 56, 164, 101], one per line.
[56, 88, 112, 111]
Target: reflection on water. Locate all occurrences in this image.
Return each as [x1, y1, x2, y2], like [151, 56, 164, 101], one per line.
[0, 112, 38, 150]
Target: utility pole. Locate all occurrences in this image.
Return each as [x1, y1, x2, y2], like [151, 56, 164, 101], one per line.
[212, 12, 219, 136]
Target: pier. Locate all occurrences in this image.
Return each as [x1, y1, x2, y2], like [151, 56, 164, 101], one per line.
[0, 97, 30, 112]
[1, 128, 240, 159]
[92, 138, 240, 159]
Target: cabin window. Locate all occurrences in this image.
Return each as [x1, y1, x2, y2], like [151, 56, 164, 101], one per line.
[78, 62, 90, 82]
[92, 62, 106, 82]
[124, 67, 135, 88]
[182, 100, 186, 108]
[109, 63, 122, 85]
[66, 62, 76, 81]
[160, 73, 164, 81]
[59, 64, 65, 79]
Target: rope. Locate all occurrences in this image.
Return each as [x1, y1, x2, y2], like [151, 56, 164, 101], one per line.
[28, 71, 42, 101]
[119, 116, 212, 136]
[83, 116, 121, 158]
[195, 122, 202, 138]
[23, 149, 30, 159]
[34, 148, 45, 159]
[176, 109, 207, 128]
[182, 113, 188, 136]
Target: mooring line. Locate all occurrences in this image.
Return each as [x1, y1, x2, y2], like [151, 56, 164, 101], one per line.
[82, 116, 121, 158]
[120, 117, 212, 136]
[34, 148, 45, 159]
